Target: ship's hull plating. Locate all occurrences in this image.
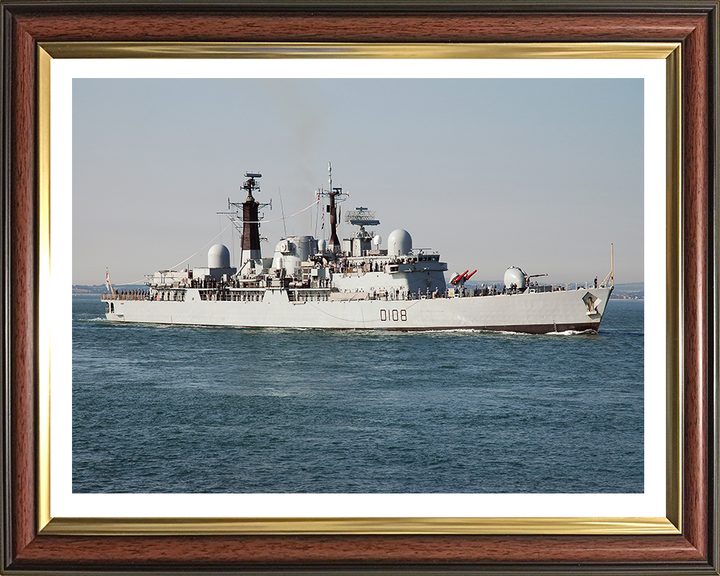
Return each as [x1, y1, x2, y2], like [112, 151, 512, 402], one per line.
[105, 287, 613, 334]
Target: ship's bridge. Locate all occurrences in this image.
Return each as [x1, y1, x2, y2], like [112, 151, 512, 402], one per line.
[332, 246, 447, 298]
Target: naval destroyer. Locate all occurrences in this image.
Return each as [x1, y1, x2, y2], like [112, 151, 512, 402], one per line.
[103, 167, 614, 333]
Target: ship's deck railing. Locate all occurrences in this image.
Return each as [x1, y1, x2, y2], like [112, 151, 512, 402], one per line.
[402, 282, 607, 301]
[100, 280, 607, 303]
[101, 290, 150, 301]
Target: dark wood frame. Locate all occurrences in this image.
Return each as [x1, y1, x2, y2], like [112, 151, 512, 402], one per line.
[1, 1, 718, 573]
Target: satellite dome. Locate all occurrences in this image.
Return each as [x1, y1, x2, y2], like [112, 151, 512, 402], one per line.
[372, 235, 382, 247]
[208, 244, 231, 268]
[387, 229, 412, 256]
[318, 239, 327, 252]
[503, 266, 527, 290]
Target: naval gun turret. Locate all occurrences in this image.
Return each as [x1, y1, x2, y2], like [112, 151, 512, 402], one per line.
[503, 266, 549, 293]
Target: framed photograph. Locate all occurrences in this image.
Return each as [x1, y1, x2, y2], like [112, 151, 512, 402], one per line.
[2, 1, 717, 574]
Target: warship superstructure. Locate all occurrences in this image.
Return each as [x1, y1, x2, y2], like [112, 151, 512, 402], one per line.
[103, 167, 614, 333]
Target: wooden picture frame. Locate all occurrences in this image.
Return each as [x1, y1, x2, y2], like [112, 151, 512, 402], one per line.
[2, 1, 717, 573]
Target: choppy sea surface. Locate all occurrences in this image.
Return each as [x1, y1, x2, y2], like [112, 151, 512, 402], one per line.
[72, 296, 643, 493]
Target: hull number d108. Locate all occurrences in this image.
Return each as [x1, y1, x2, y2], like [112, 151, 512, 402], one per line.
[380, 309, 407, 322]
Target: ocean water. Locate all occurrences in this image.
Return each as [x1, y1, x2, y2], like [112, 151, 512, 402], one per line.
[72, 296, 644, 493]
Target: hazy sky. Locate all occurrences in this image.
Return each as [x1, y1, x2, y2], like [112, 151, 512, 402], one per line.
[73, 78, 643, 285]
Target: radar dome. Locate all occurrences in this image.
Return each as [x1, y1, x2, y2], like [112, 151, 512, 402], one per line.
[503, 266, 527, 290]
[372, 235, 382, 247]
[208, 244, 231, 268]
[387, 229, 412, 256]
[318, 239, 327, 252]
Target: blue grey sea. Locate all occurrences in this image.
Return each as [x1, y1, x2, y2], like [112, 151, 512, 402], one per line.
[72, 296, 644, 493]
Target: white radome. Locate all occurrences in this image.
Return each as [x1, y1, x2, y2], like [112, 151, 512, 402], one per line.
[208, 244, 230, 268]
[387, 229, 412, 256]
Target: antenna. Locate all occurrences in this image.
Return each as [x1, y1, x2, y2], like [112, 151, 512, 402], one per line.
[345, 207, 380, 227]
[345, 207, 380, 239]
[278, 186, 287, 237]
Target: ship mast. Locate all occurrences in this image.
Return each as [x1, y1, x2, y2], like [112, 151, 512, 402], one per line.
[218, 172, 269, 273]
[319, 163, 348, 254]
[240, 173, 263, 266]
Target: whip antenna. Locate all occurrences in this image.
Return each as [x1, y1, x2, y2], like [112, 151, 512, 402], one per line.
[278, 186, 287, 237]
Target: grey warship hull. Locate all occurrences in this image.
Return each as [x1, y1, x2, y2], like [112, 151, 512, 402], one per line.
[105, 285, 612, 334]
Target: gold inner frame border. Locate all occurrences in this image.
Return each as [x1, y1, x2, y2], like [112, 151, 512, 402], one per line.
[36, 41, 682, 536]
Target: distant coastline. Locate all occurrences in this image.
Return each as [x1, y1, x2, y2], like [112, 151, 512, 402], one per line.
[606, 282, 644, 300]
[73, 284, 144, 295]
